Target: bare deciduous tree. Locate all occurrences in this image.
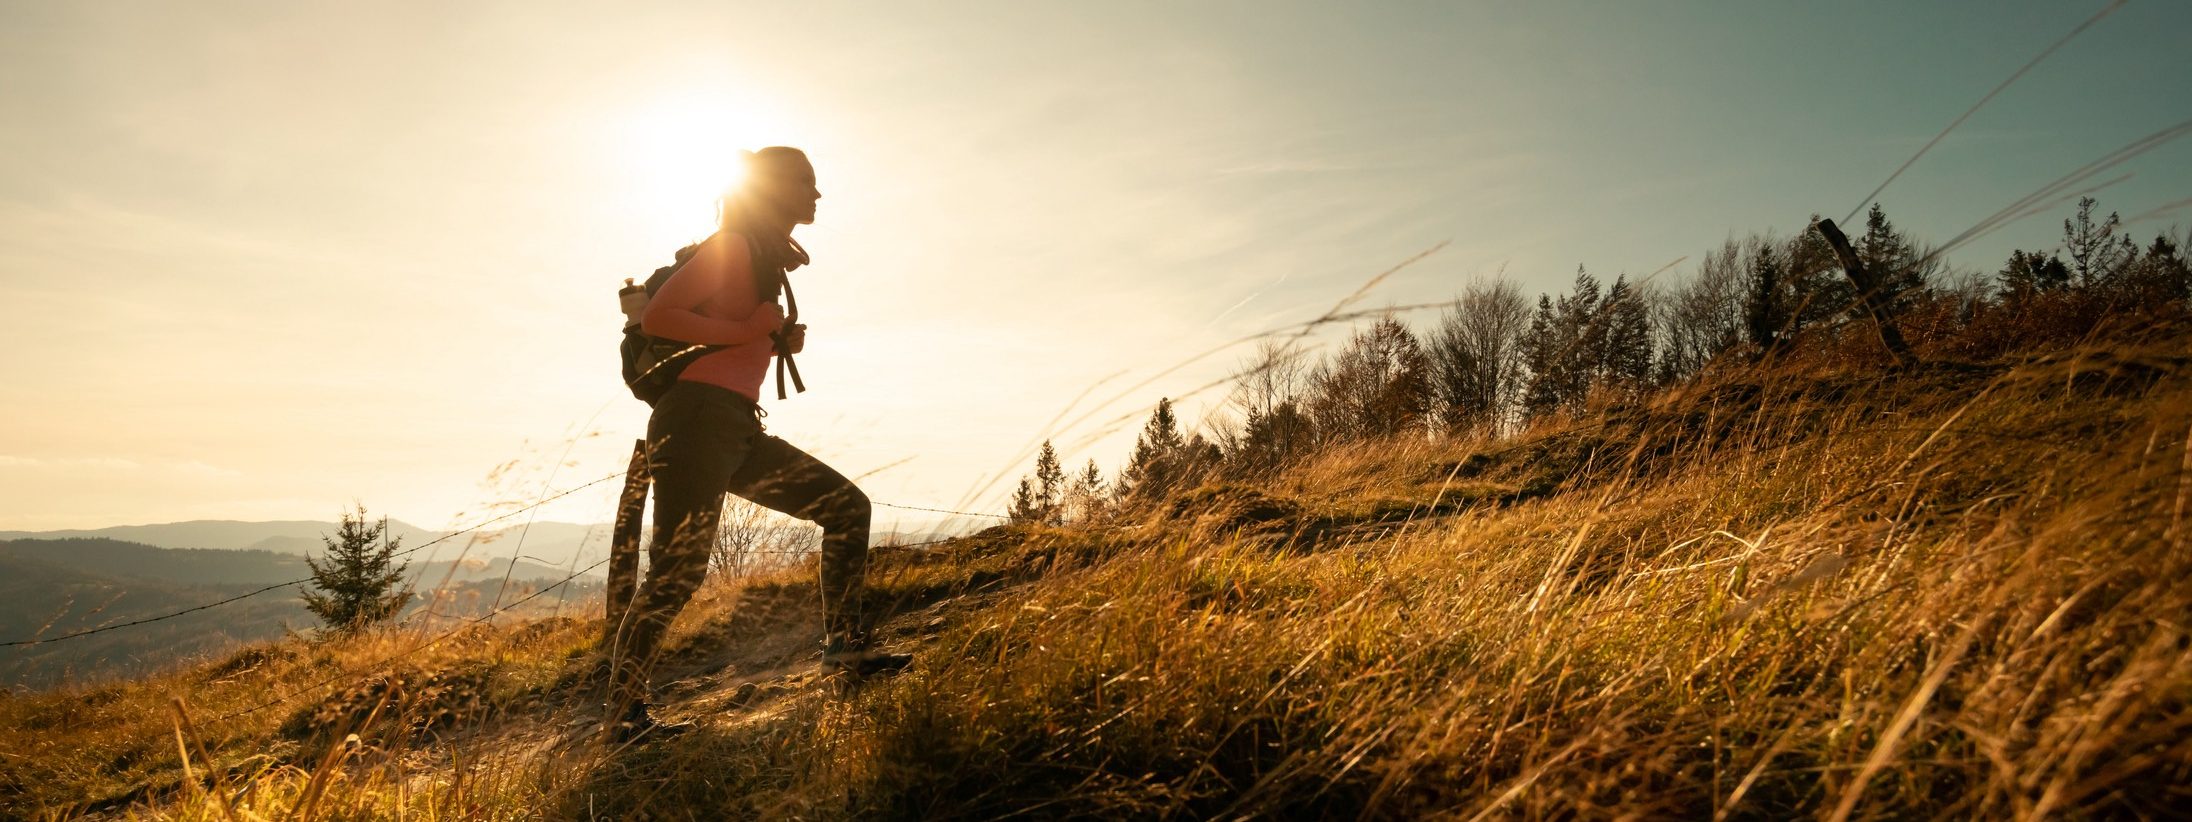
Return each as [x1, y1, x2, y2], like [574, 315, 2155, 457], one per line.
[1651, 245, 1746, 383]
[1219, 340, 1315, 474]
[1427, 278, 1529, 436]
[1063, 459, 1110, 524]
[712, 498, 817, 579]
[1306, 318, 1432, 443]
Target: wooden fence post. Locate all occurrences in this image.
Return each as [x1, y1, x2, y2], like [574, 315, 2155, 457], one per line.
[1814, 218, 1918, 367]
[605, 439, 649, 638]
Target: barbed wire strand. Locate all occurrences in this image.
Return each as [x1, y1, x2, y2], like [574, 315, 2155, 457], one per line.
[211, 527, 995, 723]
[0, 471, 629, 647]
[211, 555, 615, 722]
[874, 501, 1009, 520]
[0, 474, 1003, 647]
[1842, 0, 2126, 225]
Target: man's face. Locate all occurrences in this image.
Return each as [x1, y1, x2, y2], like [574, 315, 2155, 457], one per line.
[781, 159, 820, 225]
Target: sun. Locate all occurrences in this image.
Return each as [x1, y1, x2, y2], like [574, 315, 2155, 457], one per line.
[614, 89, 789, 244]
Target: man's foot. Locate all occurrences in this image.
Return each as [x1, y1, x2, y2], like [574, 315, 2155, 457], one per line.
[820, 649, 914, 681]
[603, 701, 691, 746]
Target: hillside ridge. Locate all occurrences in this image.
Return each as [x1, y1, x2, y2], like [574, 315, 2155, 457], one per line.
[4, 333, 2190, 818]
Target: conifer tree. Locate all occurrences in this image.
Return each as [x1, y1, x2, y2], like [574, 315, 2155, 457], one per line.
[1784, 224, 1851, 329]
[1228, 399, 1312, 475]
[1007, 477, 1043, 524]
[1519, 267, 1603, 418]
[1744, 249, 1788, 354]
[1520, 294, 1562, 418]
[1007, 440, 1067, 524]
[2126, 234, 2191, 302]
[2062, 197, 2137, 287]
[1076, 459, 1105, 497]
[1119, 398, 1187, 501]
[1565, 267, 1607, 386]
[1997, 249, 2071, 297]
[302, 505, 411, 632]
[1855, 203, 1936, 312]
[1599, 274, 1654, 391]
[1034, 441, 1064, 524]
[1178, 434, 1225, 486]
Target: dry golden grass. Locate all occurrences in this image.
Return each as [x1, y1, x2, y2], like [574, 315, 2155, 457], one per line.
[5, 329, 2191, 820]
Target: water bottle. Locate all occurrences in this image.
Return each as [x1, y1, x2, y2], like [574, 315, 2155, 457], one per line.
[618, 278, 647, 332]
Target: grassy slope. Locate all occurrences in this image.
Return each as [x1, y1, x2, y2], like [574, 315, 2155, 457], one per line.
[4, 334, 2190, 820]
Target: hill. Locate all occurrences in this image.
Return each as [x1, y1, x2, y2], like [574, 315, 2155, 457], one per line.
[0, 520, 440, 553]
[0, 538, 596, 690]
[2, 330, 2187, 817]
[0, 520, 608, 567]
[0, 538, 309, 586]
[0, 547, 308, 692]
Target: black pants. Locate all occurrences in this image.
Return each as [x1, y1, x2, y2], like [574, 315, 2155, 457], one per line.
[608, 381, 871, 708]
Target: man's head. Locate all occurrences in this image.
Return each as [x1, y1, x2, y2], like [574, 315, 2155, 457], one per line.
[737, 146, 819, 227]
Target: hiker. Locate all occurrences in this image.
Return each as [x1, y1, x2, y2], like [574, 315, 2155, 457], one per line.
[606, 146, 909, 742]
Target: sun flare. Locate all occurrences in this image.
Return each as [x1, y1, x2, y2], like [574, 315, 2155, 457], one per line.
[615, 90, 791, 244]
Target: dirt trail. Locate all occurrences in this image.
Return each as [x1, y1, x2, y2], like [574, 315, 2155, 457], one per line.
[536, 558, 1001, 747]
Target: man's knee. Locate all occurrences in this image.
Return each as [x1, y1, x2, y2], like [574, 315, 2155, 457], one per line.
[820, 486, 870, 531]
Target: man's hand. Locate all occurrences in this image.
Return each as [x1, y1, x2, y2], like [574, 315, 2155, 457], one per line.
[785, 323, 807, 354]
[751, 303, 787, 334]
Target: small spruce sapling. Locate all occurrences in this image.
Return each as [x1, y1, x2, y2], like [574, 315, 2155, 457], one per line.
[302, 504, 412, 632]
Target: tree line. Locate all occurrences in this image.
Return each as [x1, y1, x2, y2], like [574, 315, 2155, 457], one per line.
[1007, 198, 2190, 524]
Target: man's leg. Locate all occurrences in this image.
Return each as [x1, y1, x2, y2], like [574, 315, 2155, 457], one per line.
[723, 435, 877, 659]
[606, 484, 720, 716]
[607, 388, 759, 719]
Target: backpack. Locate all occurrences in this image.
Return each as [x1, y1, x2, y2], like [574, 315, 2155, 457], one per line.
[617, 236, 808, 406]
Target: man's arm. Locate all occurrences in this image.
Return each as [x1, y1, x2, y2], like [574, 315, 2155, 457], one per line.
[641, 234, 785, 345]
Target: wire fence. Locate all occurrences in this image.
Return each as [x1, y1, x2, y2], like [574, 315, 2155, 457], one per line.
[0, 472, 627, 649]
[210, 555, 615, 722]
[203, 515, 1004, 722]
[874, 501, 1009, 520]
[0, 471, 1008, 648]
[57, 391, 1932, 731]
[164, 502, 1005, 723]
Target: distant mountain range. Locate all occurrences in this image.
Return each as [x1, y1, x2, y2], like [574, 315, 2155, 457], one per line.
[0, 536, 603, 690]
[0, 518, 611, 567]
[0, 518, 970, 560]
[0, 537, 592, 588]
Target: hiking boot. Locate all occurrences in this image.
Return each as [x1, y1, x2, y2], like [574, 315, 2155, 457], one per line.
[604, 700, 690, 745]
[820, 649, 914, 681]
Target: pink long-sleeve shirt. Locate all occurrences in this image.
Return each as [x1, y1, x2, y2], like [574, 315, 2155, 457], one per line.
[640, 232, 785, 403]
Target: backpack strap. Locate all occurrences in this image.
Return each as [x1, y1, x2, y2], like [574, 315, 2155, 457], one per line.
[755, 236, 809, 401]
[726, 231, 810, 401]
[771, 278, 806, 400]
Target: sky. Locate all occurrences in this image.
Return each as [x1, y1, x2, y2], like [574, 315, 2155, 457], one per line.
[2, 1, 2188, 536]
